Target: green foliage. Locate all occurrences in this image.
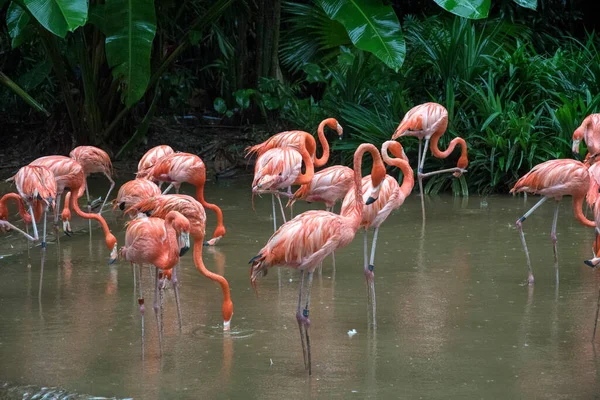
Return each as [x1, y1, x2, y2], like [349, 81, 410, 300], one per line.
[104, 0, 157, 107]
[6, 3, 31, 48]
[23, 0, 88, 38]
[433, 0, 491, 19]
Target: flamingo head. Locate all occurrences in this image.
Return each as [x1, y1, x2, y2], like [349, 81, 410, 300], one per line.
[366, 160, 386, 205]
[222, 300, 233, 331]
[107, 234, 118, 264]
[573, 127, 584, 157]
[61, 206, 72, 235]
[249, 253, 267, 298]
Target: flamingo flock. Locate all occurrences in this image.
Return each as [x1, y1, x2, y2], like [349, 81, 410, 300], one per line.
[3, 102, 600, 375]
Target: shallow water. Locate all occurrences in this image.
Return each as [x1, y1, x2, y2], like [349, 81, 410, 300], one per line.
[1, 177, 600, 399]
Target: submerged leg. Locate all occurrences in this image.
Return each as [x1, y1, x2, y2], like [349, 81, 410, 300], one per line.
[42, 209, 47, 249]
[99, 174, 116, 216]
[54, 193, 62, 241]
[417, 138, 426, 221]
[551, 200, 560, 282]
[516, 196, 549, 285]
[86, 181, 92, 232]
[296, 270, 307, 370]
[153, 268, 163, 354]
[368, 227, 379, 327]
[172, 263, 183, 331]
[303, 271, 314, 375]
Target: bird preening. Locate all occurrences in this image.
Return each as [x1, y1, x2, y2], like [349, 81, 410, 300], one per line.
[5, 103, 600, 375]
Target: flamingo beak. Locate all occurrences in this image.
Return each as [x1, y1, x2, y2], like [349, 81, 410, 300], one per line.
[572, 139, 581, 155]
[179, 232, 191, 256]
[584, 257, 600, 268]
[119, 202, 126, 210]
[366, 182, 382, 205]
[63, 220, 72, 236]
[337, 123, 343, 138]
[108, 244, 118, 265]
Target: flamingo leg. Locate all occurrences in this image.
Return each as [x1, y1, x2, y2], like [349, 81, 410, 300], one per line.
[551, 200, 560, 281]
[25, 224, 31, 267]
[276, 195, 287, 224]
[417, 138, 425, 221]
[137, 264, 145, 359]
[368, 227, 379, 328]
[153, 268, 163, 354]
[419, 167, 468, 179]
[162, 183, 173, 195]
[0, 221, 37, 242]
[53, 193, 62, 241]
[364, 228, 370, 306]
[86, 181, 92, 232]
[42, 208, 47, 249]
[27, 204, 39, 241]
[172, 263, 183, 331]
[516, 196, 549, 285]
[98, 173, 115, 216]
[296, 270, 308, 370]
[303, 271, 314, 375]
[271, 195, 277, 232]
[593, 284, 600, 342]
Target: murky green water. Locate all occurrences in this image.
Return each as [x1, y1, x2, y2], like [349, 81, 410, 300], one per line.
[1, 177, 600, 399]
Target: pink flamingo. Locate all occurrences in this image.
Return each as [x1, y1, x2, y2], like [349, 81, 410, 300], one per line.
[128, 194, 234, 330]
[341, 141, 414, 324]
[5, 165, 56, 246]
[245, 118, 343, 168]
[392, 102, 468, 220]
[137, 152, 227, 245]
[120, 211, 191, 352]
[138, 145, 175, 172]
[69, 146, 115, 214]
[252, 147, 315, 231]
[511, 159, 597, 285]
[0, 192, 33, 239]
[113, 179, 161, 218]
[288, 165, 354, 213]
[249, 143, 386, 374]
[573, 114, 600, 161]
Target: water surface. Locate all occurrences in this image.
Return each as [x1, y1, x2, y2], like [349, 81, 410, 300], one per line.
[1, 178, 600, 399]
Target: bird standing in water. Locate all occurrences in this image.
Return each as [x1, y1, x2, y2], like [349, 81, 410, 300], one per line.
[392, 102, 468, 220]
[511, 159, 598, 285]
[69, 146, 115, 215]
[249, 143, 386, 375]
[137, 152, 226, 245]
[288, 165, 354, 213]
[341, 141, 414, 325]
[120, 211, 191, 353]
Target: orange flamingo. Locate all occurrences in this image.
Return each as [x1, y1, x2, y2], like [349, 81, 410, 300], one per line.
[252, 147, 315, 231]
[0, 192, 34, 240]
[113, 179, 161, 218]
[5, 165, 56, 246]
[137, 152, 226, 245]
[120, 211, 191, 352]
[341, 141, 414, 323]
[392, 102, 468, 220]
[573, 114, 600, 161]
[511, 159, 598, 285]
[128, 194, 234, 330]
[249, 143, 386, 374]
[138, 145, 175, 172]
[69, 146, 115, 214]
[245, 118, 343, 168]
[288, 165, 354, 213]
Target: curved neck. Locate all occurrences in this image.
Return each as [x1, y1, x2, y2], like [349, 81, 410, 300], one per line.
[292, 147, 315, 185]
[429, 119, 468, 170]
[195, 186, 226, 239]
[347, 144, 382, 229]
[155, 219, 181, 269]
[314, 119, 331, 168]
[1, 193, 28, 220]
[382, 150, 414, 199]
[71, 185, 113, 244]
[193, 237, 231, 303]
[573, 195, 596, 227]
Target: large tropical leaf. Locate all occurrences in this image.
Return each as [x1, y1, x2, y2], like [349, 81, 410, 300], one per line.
[513, 0, 537, 10]
[23, 0, 88, 38]
[104, 0, 157, 107]
[6, 2, 31, 48]
[433, 0, 490, 19]
[317, 0, 405, 71]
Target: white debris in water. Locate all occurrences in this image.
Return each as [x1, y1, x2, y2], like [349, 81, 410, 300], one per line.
[347, 329, 357, 337]
[289, 279, 293, 283]
[270, 358, 273, 366]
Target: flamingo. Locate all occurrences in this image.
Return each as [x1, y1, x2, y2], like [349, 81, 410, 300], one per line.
[391, 102, 468, 220]
[510, 159, 598, 285]
[69, 146, 115, 215]
[288, 166, 354, 213]
[572, 114, 600, 161]
[340, 141, 414, 324]
[5, 165, 56, 246]
[136, 152, 227, 245]
[0, 192, 34, 239]
[252, 147, 315, 231]
[120, 211, 191, 352]
[138, 145, 175, 172]
[113, 178, 161, 218]
[245, 118, 343, 168]
[249, 143, 386, 374]
[128, 194, 234, 330]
